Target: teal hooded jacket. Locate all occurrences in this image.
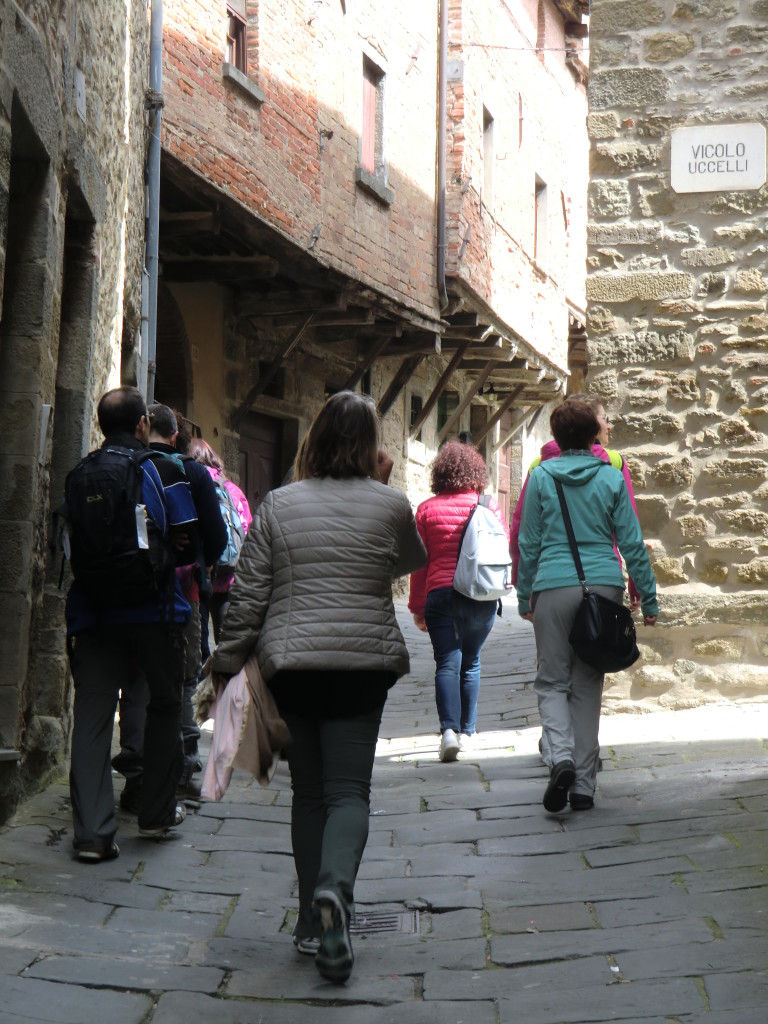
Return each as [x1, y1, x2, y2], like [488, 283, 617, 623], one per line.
[517, 452, 658, 618]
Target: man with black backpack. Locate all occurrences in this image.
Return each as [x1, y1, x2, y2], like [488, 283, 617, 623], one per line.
[113, 404, 227, 811]
[64, 387, 194, 862]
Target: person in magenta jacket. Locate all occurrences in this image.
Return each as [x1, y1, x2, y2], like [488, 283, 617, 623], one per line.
[510, 393, 641, 610]
[186, 438, 253, 645]
[409, 440, 510, 763]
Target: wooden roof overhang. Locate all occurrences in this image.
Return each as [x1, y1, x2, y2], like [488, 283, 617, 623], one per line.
[158, 153, 445, 425]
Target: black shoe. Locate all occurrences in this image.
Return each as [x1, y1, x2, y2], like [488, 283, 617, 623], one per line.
[543, 760, 576, 812]
[75, 841, 120, 863]
[569, 792, 594, 811]
[313, 890, 354, 984]
[176, 778, 202, 805]
[118, 781, 141, 815]
[138, 803, 187, 838]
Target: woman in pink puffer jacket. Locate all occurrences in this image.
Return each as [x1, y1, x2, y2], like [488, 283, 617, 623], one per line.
[409, 441, 509, 763]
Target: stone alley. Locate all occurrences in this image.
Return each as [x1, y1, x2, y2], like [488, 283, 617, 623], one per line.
[1, 602, 767, 1024]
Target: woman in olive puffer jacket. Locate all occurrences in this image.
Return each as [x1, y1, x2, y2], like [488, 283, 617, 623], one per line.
[212, 392, 426, 985]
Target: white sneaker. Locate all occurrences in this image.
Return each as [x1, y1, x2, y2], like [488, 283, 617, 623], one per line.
[458, 732, 476, 751]
[439, 729, 460, 762]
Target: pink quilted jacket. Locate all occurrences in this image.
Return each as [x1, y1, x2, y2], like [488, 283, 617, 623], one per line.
[408, 490, 510, 616]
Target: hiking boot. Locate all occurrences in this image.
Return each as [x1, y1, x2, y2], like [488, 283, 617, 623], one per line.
[439, 729, 460, 763]
[313, 890, 354, 984]
[138, 803, 187, 838]
[569, 792, 595, 812]
[543, 760, 576, 813]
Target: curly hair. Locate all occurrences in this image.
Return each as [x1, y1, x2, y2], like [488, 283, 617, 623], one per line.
[430, 440, 488, 494]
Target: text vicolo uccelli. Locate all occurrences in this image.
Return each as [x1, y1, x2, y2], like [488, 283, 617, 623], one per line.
[689, 141, 748, 175]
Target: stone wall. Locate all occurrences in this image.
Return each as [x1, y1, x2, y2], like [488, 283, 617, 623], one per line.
[587, 0, 768, 710]
[0, 0, 147, 821]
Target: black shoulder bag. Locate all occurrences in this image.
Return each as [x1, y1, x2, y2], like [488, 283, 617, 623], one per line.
[554, 479, 640, 674]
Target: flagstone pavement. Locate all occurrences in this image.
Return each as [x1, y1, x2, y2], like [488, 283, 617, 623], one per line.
[1, 599, 767, 1023]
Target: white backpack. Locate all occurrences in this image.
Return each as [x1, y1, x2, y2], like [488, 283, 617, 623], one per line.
[453, 495, 513, 601]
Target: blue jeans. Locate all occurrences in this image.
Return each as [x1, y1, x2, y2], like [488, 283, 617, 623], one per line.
[424, 587, 497, 735]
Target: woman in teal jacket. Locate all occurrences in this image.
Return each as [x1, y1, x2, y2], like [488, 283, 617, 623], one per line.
[517, 400, 658, 813]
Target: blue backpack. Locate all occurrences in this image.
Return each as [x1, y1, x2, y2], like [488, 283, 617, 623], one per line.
[214, 480, 246, 571]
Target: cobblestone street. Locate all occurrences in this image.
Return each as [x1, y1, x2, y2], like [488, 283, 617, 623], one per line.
[1, 601, 767, 1023]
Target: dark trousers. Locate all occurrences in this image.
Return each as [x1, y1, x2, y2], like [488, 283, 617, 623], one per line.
[69, 623, 184, 845]
[113, 605, 201, 786]
[282, 704, 384, 940]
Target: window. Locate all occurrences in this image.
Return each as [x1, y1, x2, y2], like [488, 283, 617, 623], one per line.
[355, 55, 393, 204]
[361, 55, 384, 176]
[437, 392, 459, 434]
[226, 1, 247, 74]
[483, 107, 494, 210]
[534, 176, 548, 265]
[410, 394, 423, 432]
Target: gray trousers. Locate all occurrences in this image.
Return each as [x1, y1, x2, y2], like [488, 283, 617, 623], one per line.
[531, 585, 623, 798]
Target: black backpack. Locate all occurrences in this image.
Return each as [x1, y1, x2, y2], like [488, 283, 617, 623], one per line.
[63, 446, 175, 607]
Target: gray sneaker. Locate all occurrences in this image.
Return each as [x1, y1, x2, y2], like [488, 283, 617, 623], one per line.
[138, 802, 187, 838]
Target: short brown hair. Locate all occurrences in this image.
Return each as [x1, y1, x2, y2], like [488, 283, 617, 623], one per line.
[550, 400, 599, 451]
[430, 440, 488, 494]
[302, 391, 380, 480]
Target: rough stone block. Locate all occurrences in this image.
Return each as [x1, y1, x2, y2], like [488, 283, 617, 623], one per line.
[652, 556, 689, 583]
[587, 112, 620, 139]
[586, 272, 694, 303]
[650, 456, 694, 488]
[736, 556, 768, 583]
[588, 178, 631, 218]
[644, 32, 696, 62]
[673, 0, 738, 18]
[593, 141, 662, 173]
[590, 1, 665, 33]
[589, 69, 669, 112]
[588, 221, 663, 246]
[588, 329, 695, 365]
[703, 458, 767, 483]
[634, 495, 672, 532]
[680, 246, 735, 267]
[735, 268, 768, 294]
[678, 514, 708, 539]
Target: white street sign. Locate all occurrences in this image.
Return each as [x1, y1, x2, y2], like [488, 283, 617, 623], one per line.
[670, 123, 766, 193]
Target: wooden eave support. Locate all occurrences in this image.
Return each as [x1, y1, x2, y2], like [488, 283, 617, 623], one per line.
[230, 312, 315, 430]
[235, 289, 347, 318]
[377, 355, 423, 418]
[342, 333, 393, 391]
[471, 383, 526, 447]
[436, 360, 502, 445]
[409, 340, 471, 438]
[491, 404, 541, 455]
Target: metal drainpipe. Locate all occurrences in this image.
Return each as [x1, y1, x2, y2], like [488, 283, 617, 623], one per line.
[144, 0, 163, 403]
[436, 0, 448, 311]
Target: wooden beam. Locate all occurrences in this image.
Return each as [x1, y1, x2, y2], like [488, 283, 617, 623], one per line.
[491, 406, 533, 454]
[409, 340, 471, 438]
[342, 333, 393, 391]
[235, 289, 345, 318]
[377, 355, 423, 418]
[159, 210, 220, 237]
[436, 361, 501, 445]
[444, 312, 480, 327]
[471, 384, 526, 446]
[230, 313, 315, 430]
[386, 333, 441, 357]
[162, 257, 280, 282]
